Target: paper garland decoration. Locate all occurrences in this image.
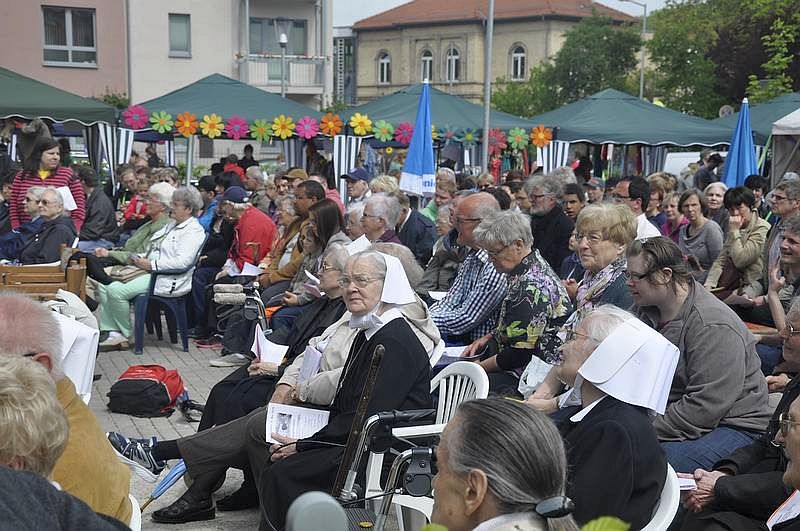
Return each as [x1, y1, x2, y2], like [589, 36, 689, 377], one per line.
[123, 105, 149, 129]
[488, 128, 507, 157]
[320, 113, 343, 136]
[373, 120, 394, 142]
[250, 119, 270, 142]
[225, 115, 248, 140]
[295, 116, 319, 140]
[272, 115, 295, 139]
[200, 114, 224, 139]
[530, 124, 553, 148]
[349, 112, 372, 136]
[175, 112, 198, 137]
[440, 124, 458, 144]
[149, 111, 173, 134]
[394, 122, 414, 144]
[508, 127, 529, 150]
[461, 128, 478, 147]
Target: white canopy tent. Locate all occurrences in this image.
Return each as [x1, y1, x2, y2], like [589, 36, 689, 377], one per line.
[772, 108, 800, 185]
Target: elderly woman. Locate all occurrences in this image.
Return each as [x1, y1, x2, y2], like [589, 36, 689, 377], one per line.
[705, 186, 771, 299]
[0, 185, 46, 260]
[421, 202, 464, 293]
[431, 398, 579, 531]
[678, 189, 724, 283]
[345, 203, 365, 239]
[97, 186, 206, 350]
[554, 305, 675, 529]
[369, 174, 400, 194]
[256, 195, 302, 297]
[661, 191, 689, 244]
[19, 187, 77, 264]
[107, 249, 439, 526]
[525, 202, 636, 404]
[627, 237, 770, 472]
[705, 182, 730, 236]
[461, 210, 573, 394]
[10, 137, 85, 231]
[361, 193, 402, 244]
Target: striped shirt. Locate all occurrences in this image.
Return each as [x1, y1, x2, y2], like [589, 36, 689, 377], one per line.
[429, 248, 507, 341]
[11, 166, 86, 231]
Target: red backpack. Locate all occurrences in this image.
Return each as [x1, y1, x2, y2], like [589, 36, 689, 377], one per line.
[107, 365, 185, 418]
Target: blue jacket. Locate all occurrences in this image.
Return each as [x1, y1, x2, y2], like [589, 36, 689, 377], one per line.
[0, 216, 43, 260]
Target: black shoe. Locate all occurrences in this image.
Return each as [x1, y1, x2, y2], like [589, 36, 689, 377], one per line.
[151, 495, 215, 524]
[216, 486, 258, 511]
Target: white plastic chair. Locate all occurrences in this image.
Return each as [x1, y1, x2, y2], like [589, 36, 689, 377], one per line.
[641, 464, 680, 531]
[364, 362, 490, 529]
[128, 494, 142, 531]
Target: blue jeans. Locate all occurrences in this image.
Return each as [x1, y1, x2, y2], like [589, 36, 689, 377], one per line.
[191, 266, 219, 324]
[269, 304, 307, 334]
[77, 239, 114, 252]
[661, 426, 761, 473]
[756, 343, 783, 376]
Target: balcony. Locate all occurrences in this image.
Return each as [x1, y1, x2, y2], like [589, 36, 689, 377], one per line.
[248, 55, 324, 95]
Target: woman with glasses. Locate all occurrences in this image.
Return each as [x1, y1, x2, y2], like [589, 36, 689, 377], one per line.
[555, 305, 676, 529]
[677, 189, 724, 283]
[626, 236, 770, 474]
[460, 210, 573, 394]
[679, 299, 800, 531]
[0, 185, 45, 260]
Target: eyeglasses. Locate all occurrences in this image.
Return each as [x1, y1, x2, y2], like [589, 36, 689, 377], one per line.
[545, 327, 601, 365]
[623, 269, 651, 281]
[574, 233, 605, 245]
[485, 244, 510, 257]
[772, 195, 789, 203]
[454, 217, 482, 226]
[779, 412, 800, 438]
[319, 263, 339, 274]
[780, 322, 800, 338]
[37, 199, 53, 206]
[531, 193, 553, 200]
[612, 194, 630, 201]
[337, 275, 383, 289]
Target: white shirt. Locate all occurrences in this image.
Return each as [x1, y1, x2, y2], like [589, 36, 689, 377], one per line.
[637, 213, 662, 239]
[569, 395, 608, 422]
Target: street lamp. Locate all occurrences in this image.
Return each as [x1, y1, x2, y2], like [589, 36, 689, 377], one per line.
[274, 18, 293, 97]
[619, 0, 647, 100]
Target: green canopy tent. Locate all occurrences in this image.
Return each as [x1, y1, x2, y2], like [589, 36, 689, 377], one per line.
[527, 89, 732, 147]
[714, 92, 800, 145]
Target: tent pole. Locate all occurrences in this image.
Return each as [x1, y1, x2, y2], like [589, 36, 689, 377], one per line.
[185, 136, 194, 185]
[480, 0, 495, 172]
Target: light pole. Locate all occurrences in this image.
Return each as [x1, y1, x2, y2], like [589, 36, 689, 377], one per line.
[620, 0, 647, 99]
[480, 0, 495, 172]
[279, 33, 288, 97]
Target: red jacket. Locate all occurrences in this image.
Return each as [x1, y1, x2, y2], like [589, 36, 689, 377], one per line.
[223, 162, 244, 179]
[10, 166, 86, 231]
[229, 206, 276, 270]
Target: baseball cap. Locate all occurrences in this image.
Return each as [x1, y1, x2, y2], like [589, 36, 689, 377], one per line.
[341, 167, 370, 182]
[221, 186, 248, 204]
[285, 168, 309, 180]
[585, 177, 604, 190]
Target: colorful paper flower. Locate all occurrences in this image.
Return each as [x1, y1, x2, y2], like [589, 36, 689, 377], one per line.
[385, 147, 394, 154]
[199, 113, 224, 139]
[530, 124, 553, 148]
[431, 124, 439, 141]
[394, 122, 414, 144]
[149, 111, 174, 134]
[175, 112, 198, 137]
[123, 105, 149, 129]
[294, 116, 319, 140]
[373, 120, 394, 142]
[488, 128, 507, 157]
[349, 112, 372, 136]
[249, 119, 270, 142]
[440, 124, 458, 144]
[272, 115, 295, 139]
[461, 128, 478, 147]
[225, 115, 249, 140]
[508, 127, 529, 151]
[320, 113, 343, 136]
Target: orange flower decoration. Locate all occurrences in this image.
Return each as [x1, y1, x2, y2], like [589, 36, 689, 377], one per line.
[530, 124, 553, 148]
[176, 112, 199, 138]
[320, 112, 343, 136]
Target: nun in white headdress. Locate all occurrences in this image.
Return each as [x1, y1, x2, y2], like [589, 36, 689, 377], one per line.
[258, 248, 434, 530]
[553, 304, 679, 530]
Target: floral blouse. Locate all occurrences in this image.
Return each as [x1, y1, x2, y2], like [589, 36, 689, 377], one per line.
[491, 249, 574, 371]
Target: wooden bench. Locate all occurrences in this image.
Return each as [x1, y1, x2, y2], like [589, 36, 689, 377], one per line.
[0, 246, 87, 301]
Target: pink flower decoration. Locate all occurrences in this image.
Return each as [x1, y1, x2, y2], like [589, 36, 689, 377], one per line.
[225, 115, 249, 140]
[394, 122, 414, 144]
[123, 105, 149, 129]
[294, 116, 319, 140]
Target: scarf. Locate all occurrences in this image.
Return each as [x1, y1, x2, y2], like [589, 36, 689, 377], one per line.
[565, 256, 627, 331]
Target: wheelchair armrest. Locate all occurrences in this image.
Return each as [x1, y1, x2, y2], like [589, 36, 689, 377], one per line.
[391, 423, 446, 439]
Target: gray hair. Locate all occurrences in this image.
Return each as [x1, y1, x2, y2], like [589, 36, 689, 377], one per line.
[530, 174, 564, 199]
[581, 305, 637, 344]
[42, 187, 64, 209]
[775, 179, 800, 201]
[347, 249, 388, 279]
[346, 202, 364, 220]
[365, 193, 402, 227]
[704, 181, 728, 195]
[0, 293, 63, 379]
[322, 243, 349, 272]
[549, 166, 577, 185]
[788, 297, 800, 319]
[246, 165, 265, 184]
[783, 172, 800, 182]
[371, 242, 424, 289]
[437, 203, 452, 221]
[522, 177, 537, 196]
[278, 195, 296, 216]
[474, 210, 533, 248]
[447, 399, 579, 530]
[461, 192, 501, 221]
[173, 186, 204, 215]
[25, 186, 46, 201]
[148, 182, 176, 210]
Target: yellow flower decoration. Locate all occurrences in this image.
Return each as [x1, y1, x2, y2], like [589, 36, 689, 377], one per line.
[272, 115, 295, 139]
[200, 113, 224, 139]
[431, 124, 439, 141]
[349, 112, 372, 136]
[175, 112, 198, 137]
[530, 124, 553, 148]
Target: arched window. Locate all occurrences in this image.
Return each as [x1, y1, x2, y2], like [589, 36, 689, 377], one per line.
[378, 52, 391, 85]
[511, 45, 526, 80]
[445, 47, 460, 82]
[420, 50, 433, 82]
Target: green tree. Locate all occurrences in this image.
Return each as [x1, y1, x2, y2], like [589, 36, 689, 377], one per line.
[491, 64, 557, 117]
[745, 16, 799, 103]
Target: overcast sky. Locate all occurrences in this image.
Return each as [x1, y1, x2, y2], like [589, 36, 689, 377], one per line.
[334, 0, 668, 28]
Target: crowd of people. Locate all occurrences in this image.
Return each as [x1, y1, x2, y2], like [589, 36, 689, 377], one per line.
[4, 138, 800, 531]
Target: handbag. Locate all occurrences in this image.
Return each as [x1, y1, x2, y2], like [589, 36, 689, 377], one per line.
[712, 256, 744, 300]
[107, 264, 148, 283]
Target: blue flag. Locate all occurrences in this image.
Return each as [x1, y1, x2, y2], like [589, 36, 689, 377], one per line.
[400, 81, 436, 197]
[723, 98, 759, 187]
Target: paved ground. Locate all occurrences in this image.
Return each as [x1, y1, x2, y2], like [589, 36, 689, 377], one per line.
[91, 335, 260, 530]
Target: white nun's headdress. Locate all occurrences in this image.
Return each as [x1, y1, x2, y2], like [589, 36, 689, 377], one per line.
[578, 317, 679, 415]
[345, 235, 371, 255]
[348, 251, 416, 335]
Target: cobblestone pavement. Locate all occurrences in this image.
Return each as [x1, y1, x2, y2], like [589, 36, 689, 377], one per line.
[91, 336, 259, 530]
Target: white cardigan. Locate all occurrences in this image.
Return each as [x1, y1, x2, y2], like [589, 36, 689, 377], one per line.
[147, 217, 205, 297]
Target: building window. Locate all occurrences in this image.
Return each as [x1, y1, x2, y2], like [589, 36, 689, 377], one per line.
[420, 50, 433, 82]
[168, 14, 191, 57]
[511, 45, 526, 80]
[445, 47, 460, 82]
[42, 6, 96, 66]
[249, 18, 308, 56]
[378, 52, 391, 85]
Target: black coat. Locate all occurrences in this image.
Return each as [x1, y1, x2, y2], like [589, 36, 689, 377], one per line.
[19, 216, 76, 264]
[80, 187, 117, 241]
[258, 317, 432, 530]
[560, 397, 666, 530]
[398, 210, 438, 266]
[531, 206, 574, 271]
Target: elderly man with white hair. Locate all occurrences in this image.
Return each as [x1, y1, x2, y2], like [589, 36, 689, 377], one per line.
[528, 174, 575, 270]
[0, 293, 133, 524]
[361, 192, 403, 244]
[244, 165, 271, 215]
[18, 186, 77, 264]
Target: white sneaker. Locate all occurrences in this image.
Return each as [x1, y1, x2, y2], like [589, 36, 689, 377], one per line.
[209, 353, 250, 367]
[98, 333, 130, 352]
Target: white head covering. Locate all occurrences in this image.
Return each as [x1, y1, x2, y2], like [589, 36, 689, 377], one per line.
[348, 251, 416, 337]
[345, 234, 371, 255]
[572, 316, 679, 415]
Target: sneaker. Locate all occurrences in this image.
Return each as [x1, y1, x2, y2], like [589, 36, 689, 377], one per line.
[98, 333, 130, 352]
[209, 353, 250, 367]
[106, 432, 165, 483]
[195, 337, 223, 349]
